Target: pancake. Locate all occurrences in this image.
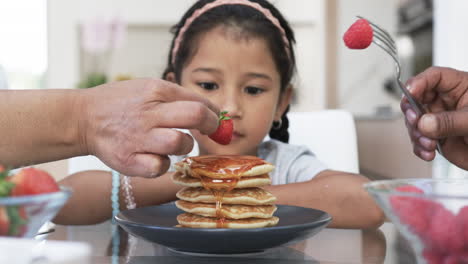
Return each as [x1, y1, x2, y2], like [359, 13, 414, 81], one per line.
[175, 200, 277, 219]
[175, 155, 274, 179]
[176, 187, 276, 205]
[171, 171, 271, 188]
[177, 213, 279, 229]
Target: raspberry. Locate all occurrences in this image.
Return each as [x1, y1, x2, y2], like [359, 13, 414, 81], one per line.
[427, 206, 464, 254]
[391, 196, 436, 235]
[442, 252, 468, 264]
[456, 206, 468, 249]
[423, 248, 445, 264]
[343, 18, 373, 49]
[396, 185, 424, 193]
[390, 185, 431, 235]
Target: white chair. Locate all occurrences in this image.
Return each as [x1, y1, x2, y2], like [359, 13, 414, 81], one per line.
[68, 156, 111, 175]
[287, 110, 359, 173]
[68, 110, 359, 175]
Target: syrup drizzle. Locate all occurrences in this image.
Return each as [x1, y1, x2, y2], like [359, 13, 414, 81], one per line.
[200, 176, 239, 228]
[184, 155, 266, 228]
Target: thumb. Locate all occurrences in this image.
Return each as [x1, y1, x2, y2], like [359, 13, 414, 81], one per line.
[419, 110, 468, 138]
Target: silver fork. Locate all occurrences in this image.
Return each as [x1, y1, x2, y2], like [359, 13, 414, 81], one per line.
[358, 16, 444, 155]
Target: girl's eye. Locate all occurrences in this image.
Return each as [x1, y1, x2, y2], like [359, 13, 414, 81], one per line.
[245, 86, 264, 95]
[197, 82, 218, 91]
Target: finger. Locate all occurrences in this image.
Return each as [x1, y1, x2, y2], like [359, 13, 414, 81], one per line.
[404, 108, 418, 127]
[150, 101, 219, 135]
[400, 98, 410, 113]
[429, 97, 450, 113]
[148, 79, 219, 114]
[410, 125, 422, 143]
[419, 110, 468, 138]
[422, 90, 437, 104]
[142, 128, 194, 156]
[408, 125, 436, 152]
[406, 66, 468, 100]
[405, 121, 417, 146]
[413, 144, 436, 161]
[125, 154, 170, 178]
[418, 136, 437, 151]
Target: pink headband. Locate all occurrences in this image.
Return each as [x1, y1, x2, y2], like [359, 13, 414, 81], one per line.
[171, 0, 291, 65]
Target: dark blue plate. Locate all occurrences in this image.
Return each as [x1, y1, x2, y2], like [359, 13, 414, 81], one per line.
[115, 202, 331, 254]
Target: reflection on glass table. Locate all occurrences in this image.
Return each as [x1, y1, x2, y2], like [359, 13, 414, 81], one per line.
[43, 221, 396, 264]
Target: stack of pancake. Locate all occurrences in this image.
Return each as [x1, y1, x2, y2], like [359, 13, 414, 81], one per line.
[172, 155, 279, 228]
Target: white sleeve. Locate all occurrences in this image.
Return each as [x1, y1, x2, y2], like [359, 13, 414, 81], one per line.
[286, 150, 328, 183]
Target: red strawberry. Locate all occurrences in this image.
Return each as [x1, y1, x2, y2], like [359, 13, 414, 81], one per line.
[0, 165, 8, 180]
[343, 18, 373, 49]
[9, 168, 59, 196]
[209, 111, 233, 145]
[0, 207, 10, 236]
[16, 207, 28, 236]
[5, 206, 28, 236]
[0, 166, 14, 197]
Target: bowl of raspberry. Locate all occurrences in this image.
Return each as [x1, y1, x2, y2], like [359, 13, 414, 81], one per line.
[364, 178, 468, 264]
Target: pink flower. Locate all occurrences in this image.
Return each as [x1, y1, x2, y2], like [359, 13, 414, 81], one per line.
[81, 17, 127, 54]
[110, 17, 127, 50]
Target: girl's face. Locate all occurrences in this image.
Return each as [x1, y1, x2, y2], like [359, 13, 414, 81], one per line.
[174, 26, 291, 156]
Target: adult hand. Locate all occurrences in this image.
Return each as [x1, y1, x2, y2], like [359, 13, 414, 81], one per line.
[80, 78, 219, 177]
[401, 66, 468, 170]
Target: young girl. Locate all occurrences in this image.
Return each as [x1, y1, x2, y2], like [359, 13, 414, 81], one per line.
[54, 0, 384, 229]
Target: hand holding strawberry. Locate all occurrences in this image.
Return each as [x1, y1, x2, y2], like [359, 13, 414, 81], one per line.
[209, 111, 233, 145]
[343, 18, 373, 49]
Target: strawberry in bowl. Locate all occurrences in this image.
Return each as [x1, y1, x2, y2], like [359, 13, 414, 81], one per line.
[0, 166, 71, 237]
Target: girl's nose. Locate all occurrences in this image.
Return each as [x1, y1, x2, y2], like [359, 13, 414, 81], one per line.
[222, 90, 242, 119]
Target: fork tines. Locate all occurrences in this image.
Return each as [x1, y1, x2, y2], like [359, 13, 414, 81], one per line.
[357, 16, 398, 61]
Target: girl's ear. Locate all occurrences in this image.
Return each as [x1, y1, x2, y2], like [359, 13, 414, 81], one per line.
[165, 72, 177, 83]
[275, 85, 293, 120]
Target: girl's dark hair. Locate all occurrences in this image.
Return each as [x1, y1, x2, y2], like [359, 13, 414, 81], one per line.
[162, 0, 296, 143]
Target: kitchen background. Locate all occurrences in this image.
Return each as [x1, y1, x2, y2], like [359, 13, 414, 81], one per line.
[1, 0, 467, 181]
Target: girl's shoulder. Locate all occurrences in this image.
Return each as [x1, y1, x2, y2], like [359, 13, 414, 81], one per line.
[258, 139, 313, 159]
[259, 139, 327, 184]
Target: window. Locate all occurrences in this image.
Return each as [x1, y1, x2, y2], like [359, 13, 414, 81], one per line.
[0, 0, 47, 89]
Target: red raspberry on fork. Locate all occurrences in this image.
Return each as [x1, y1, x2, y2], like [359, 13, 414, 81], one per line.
[343, 18, 373, 49]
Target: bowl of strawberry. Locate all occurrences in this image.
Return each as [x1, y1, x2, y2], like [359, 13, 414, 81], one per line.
[0, 166, 71, 237]
[365, 179, 468, 264]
